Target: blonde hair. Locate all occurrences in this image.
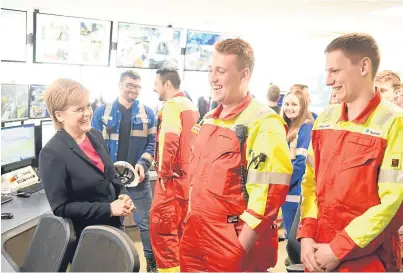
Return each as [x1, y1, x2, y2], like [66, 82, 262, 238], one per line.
[44, 78, 89, 130]
[375, 70, 401, 91]
[281, 88, 314, 143]
[214, 38, 255, 73]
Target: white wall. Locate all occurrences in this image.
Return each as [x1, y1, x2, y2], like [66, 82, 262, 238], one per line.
[2, 0, 402, 115]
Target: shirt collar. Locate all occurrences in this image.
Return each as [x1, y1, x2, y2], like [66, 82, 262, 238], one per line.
[172, 91, 184, 99]
[338, 91, 381, 124]
[212, 92, 253, 120]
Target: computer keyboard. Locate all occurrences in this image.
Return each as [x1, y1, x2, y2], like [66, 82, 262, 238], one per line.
[17, 183, 44, 194]
[1, 195, 13, 204]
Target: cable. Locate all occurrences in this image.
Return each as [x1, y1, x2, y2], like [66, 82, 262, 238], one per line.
[235, 125, 249, 203]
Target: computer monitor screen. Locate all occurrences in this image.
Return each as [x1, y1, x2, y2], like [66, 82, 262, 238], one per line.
[41, 120, 56, 147]
[1, 124, 36, 166]
[29, 85, 47, 119]
[1, 84, 29, 121]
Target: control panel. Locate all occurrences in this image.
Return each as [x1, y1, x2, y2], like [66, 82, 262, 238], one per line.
[1, 166, 39, 193]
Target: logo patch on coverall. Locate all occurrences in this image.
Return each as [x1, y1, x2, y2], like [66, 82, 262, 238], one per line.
[392, 159, 400, 168]
[227, 215, 239, 223]
[191, 124, 201, 135]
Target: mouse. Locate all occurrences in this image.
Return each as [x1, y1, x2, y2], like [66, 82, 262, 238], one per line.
[1, 212, 13, 219]
[16, 192, 31, 198]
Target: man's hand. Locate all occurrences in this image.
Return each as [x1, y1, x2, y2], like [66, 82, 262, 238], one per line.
[313, 244, 340, 272]
[135, 164, 145, 182]
[160, 172, 180, 191]
[237, 223, 259, 253]
[301, 238, 325, 272]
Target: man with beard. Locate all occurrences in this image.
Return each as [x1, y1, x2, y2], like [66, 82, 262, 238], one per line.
[150, 68, 199, 272]
[92, 70, 158, 272]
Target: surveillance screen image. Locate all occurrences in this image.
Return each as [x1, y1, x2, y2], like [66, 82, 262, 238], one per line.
[1, 124, 35, 166]
[1, 84, 29, 121]
[29, 85, 47, 119]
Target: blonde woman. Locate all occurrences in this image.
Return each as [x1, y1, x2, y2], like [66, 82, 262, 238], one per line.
[39, 78, 135, 238]
[281, 88, 314, 239]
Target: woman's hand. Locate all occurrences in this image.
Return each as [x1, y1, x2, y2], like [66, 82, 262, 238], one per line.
[110, 198, 135, 217]
[118, 194, 136, 213]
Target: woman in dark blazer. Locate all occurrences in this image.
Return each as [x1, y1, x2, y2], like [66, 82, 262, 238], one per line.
[39, 78, 135, 238]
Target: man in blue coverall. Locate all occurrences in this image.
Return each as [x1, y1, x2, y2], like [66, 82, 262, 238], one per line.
[92, 70, 157, 272]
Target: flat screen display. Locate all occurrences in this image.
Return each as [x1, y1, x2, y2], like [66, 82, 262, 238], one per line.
[1, 84, 29, 121]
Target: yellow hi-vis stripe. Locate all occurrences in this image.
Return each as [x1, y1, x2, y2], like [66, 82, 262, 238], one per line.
[159, 266, 180, 272]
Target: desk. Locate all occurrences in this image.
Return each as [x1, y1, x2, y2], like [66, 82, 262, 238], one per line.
[1, 190, 49, 272]
[1, 171, 157, 272]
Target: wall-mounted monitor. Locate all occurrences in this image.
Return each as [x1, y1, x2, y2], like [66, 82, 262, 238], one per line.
[1, 9, 27, 62]
[34, 13, 112, 66]
[28, 84, 47, 119]
[1, 84, 29, 122]
[184, 30, 235, 71]
[116, 22, 182, 69]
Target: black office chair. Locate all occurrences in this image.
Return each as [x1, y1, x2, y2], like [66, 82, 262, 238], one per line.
[69, 226, 140, 272]
[21, 212, 76, 272]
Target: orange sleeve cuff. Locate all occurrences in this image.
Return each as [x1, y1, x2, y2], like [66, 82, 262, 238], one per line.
[297, 217, 317, 241]
[329, 229, 357, 261]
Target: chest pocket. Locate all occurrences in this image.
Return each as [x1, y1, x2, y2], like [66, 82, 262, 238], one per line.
[341, 136, 384, 171]
[336, 135, 385, 209]
[207, 134, 242, 198]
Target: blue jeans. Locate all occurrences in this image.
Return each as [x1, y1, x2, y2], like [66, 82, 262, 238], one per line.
[126, 172, 154, 260]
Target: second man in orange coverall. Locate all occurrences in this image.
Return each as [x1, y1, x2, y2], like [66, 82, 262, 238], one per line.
[150, 68, 199, 272]
[179, 38, 293, 272]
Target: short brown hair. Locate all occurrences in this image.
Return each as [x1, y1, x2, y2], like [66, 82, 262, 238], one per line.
[325, 33, 380, 79]
[120, 70, 141, 82]
[375, 70, 401, 91]
[214, 38, 255, 73]
[156, 68, 181, 89]
[267, 85, 280, 102]
[44, 78, 89, 130]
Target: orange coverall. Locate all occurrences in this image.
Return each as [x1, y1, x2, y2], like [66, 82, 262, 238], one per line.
[298, 92, 403, 272]
[179, 93, 293, 272]
[150, 92, 199, 272]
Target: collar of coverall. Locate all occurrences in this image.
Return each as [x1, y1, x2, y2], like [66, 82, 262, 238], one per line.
[338, 91, 381, 124]
[212, 92, 253, 120]
[172, 91, 184, 99]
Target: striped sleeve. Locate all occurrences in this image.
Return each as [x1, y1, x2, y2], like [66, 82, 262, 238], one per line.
[240, 115, 292, 233]
[290, 123, 313, 189]
[329, 117, 403, 261]
[297, 140, 318, 240]
[157, 101, 181, 179]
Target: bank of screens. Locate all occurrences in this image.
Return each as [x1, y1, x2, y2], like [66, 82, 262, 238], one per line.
[1, 84, 29, 121]
[34, 13, 112, 66]
[1, 124, 35, 166]
[117, 22, 183, 69]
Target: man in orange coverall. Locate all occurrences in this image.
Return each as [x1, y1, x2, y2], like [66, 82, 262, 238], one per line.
[179, 38, 293, 272]
[298, 33, 403, 272]
[150, 68, 199, 272]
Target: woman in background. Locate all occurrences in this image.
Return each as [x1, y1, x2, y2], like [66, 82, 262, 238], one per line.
[40, 78, 135, 238]
[281, 88, 314, 239]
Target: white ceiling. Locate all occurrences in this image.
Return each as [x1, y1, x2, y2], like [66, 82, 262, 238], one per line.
[2, 0, 403, 34]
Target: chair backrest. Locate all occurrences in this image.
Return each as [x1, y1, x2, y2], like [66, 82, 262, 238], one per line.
[21, 212, 76, 272]
[69, 226, 140, 272]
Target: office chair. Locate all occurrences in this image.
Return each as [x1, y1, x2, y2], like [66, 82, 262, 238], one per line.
[21, 212, 76, 272]
[69, 226, 140, 272]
